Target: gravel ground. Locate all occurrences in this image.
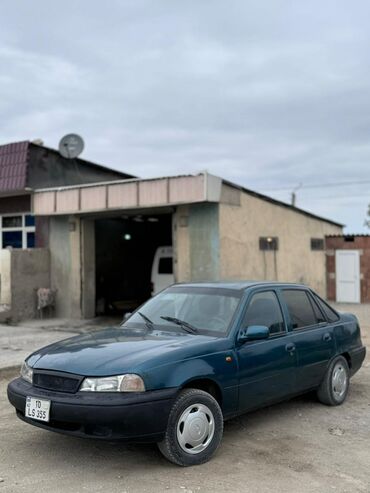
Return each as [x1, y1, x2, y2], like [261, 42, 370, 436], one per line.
[0, 330, 369, 493]
[0, 318, 120, 370]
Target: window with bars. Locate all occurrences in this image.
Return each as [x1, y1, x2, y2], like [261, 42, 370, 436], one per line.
[310, 238, 324, 251]
[1, 214, 36, 249]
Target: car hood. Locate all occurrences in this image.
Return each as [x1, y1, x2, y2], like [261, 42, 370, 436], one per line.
[28, 326, 216, 376]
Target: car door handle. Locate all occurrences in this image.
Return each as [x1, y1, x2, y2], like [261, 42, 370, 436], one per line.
[285, 343, 296, 353]
[323, 333, 332, 342]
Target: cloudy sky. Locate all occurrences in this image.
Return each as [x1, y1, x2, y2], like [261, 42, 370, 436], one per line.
[1, 1, 370, 232]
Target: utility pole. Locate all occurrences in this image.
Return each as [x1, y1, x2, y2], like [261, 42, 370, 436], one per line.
[291, 183, 302, 206]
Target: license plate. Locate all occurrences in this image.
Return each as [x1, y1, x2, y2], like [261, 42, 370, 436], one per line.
[25, 397, 51, 422]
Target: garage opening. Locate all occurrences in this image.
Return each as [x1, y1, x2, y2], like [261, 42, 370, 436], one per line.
[95, 212, 173, 315]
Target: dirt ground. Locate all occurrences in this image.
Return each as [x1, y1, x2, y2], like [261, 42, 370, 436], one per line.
[0, 332, 369, 493]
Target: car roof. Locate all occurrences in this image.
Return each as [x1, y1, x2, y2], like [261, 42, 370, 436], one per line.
[173, 281, 309, 291]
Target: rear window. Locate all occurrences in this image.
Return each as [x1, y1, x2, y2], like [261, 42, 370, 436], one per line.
[307, 293, 326, 323]
[282, 289, 318, 329]
[312, 295, 340, 323]
[158, 257, 173, 274]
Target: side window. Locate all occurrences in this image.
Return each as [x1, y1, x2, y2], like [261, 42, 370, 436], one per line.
[282, 290, 319, 329]
[309, 295, 326, 323]
[158, 257, 173, 274]
[313, 294, 340, 323]
[243, 291, 285, 335]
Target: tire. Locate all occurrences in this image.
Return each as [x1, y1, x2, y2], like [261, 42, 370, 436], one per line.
[158, 388, 224, 466]
[317, 355, 350, 406]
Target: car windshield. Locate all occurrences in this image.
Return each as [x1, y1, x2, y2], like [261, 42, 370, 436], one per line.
[124, 286, 242, 336]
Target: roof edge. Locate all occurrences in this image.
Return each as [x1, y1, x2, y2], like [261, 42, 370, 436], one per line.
[326, 234, 370, 237]
[28, 142, 137, 180]
[33, 172, 204, 193]
[221, 178, 344, 228]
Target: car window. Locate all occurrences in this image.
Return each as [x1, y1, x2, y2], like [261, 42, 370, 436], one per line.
[308, 293, 326, 323]
[242, 291, 285, 335]
[312, 294, 340, 323]
[282, 289, 320, 329]
[126, 286, 242, 336]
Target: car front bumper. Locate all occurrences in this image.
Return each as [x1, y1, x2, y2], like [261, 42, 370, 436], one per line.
[7, 377, 178, 442]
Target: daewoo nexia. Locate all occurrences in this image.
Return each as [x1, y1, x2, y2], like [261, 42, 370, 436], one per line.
[8, 282, 366, 466]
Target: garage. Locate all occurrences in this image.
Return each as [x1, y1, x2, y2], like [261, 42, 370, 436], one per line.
[32, 172, 343, 320]
[94, 211, 173, 315]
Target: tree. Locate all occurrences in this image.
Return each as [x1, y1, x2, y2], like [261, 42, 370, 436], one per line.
[366, 204, 370, 229]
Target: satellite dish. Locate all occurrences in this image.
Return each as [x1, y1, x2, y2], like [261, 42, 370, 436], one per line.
[59, 134, 84, 159]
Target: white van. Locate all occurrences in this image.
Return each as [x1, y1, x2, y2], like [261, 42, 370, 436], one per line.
[151, 246, 174, 295]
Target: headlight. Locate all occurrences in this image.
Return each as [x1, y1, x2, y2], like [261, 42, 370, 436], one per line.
[79, 374, 145, 392]
[20, 361, 33, 384]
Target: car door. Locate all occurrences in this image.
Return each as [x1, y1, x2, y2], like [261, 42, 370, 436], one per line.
[236, 289, 297, 413]
[279, 288, 336, 392]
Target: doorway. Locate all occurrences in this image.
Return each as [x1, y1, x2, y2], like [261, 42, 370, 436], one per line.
[335, 250, 360, 303]
[95, 212, 173, 315]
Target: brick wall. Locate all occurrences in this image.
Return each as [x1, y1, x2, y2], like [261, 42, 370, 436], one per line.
[326, 236, 370, 303]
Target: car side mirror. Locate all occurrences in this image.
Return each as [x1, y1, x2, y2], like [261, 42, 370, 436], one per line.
[238, 325, 269, 343]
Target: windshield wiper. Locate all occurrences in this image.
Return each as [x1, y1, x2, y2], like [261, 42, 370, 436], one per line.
[160, 316, 198, 334]
[138, 311, 154, 330]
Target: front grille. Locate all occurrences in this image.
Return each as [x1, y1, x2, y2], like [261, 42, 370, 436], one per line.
[33, 371, 83, 393]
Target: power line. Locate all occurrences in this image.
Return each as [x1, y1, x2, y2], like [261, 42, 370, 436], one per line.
[295, 192, 370, 201]
[261, 179, 370, 192]
[268, 190, 370, 199]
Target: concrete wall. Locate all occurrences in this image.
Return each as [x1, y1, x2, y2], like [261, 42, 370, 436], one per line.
[0, 249, 11, 305]
[49, 216, 82, 318]
[10, 249, 50, 320]
[173, 205, 191, 282]
[174, 203, 220, 282]
[219, 187, 342, 297]
[81, 219, 95, 318]
[188, 204, 220, 281]
[35, 217, 50, 248]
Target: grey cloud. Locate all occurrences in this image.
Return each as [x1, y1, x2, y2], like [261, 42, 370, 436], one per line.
[1, 0, 370, 231]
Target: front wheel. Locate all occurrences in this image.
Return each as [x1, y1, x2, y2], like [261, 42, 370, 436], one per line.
[158, 388, 224, 466]
[317, 355, 350, 406]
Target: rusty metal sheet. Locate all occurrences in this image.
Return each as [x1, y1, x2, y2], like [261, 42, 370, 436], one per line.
[139, 179, 168, 206]
[169, 175, 204, 203]
[108, 182, 138, 209]
[80, 186, 107, 211]
[56, 189, 79, 213]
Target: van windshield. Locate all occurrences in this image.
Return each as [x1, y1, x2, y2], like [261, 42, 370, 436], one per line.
[124, 286, 242, 336]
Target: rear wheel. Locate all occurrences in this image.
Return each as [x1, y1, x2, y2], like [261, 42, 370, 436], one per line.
[158, 388, 223, 466]
[317, 355, 350, 406]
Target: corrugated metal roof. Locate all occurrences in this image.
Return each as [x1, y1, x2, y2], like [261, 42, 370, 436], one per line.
[0, 141, 29, 192]
[33, 174, 207, 215]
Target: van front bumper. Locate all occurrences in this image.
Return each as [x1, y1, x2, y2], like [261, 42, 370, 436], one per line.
[7, 377, 178, 442]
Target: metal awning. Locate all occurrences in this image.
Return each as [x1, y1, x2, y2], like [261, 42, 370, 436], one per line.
[32, 172, 222, 216]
